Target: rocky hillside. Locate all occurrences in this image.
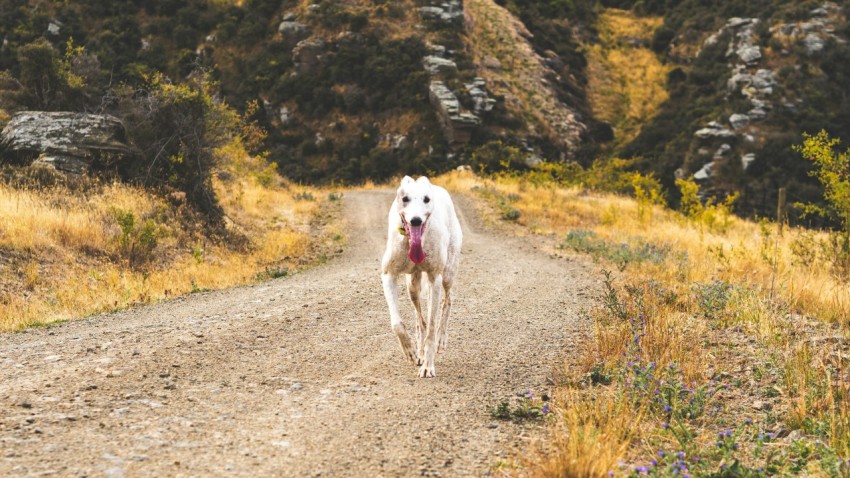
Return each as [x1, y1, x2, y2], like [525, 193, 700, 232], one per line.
[0, 0, 597, 184]
[618, 0, 850, 219]
[1, 0, 849, 219]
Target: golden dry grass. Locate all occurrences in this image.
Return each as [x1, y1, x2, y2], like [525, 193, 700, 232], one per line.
[440, 170, 850, 473]
[0, 147, 342, 332]
[586, 9, 670, 146]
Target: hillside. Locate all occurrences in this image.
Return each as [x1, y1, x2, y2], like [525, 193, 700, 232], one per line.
[617, 0, 850, 220]
[0, 0, 600, 184]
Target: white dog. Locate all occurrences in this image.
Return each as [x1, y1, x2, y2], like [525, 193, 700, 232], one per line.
[381, 176, 463, 378]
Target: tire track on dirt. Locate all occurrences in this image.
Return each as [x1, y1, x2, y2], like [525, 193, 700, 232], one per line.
[0, 190, 597, 477]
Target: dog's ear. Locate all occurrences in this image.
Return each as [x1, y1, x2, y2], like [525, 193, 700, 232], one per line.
[416, 176, 431, 185]
[401, 176, 414, 186]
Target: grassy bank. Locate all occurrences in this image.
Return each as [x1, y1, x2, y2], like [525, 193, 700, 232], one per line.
[0, 146, 344, 332]
[439, 170, 849, 476]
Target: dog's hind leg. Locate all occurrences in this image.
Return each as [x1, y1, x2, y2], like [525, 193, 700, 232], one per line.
[437, 282, 452, 353]
[438, 247, 460, 353]
[407, 272, 426, 365]
[419, 273, 442, 378]
[382, 273, 417, 364]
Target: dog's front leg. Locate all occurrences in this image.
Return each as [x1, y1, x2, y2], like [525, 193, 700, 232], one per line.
[419, 273, 443, 378]
[382, 273, 417, 364]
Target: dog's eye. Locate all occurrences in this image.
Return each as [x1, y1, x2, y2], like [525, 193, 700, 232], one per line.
[402, 196, 410, 203]
[424, 196, 430, 203]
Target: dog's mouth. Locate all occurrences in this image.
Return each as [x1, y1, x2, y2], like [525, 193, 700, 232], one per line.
[401, 216, 427, 264]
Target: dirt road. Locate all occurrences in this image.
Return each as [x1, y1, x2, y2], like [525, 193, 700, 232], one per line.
[0, 190, 597, 477]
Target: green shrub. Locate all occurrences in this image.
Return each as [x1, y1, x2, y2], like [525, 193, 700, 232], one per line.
[111, 208, 158, 269]
[793, 130, 850, 278]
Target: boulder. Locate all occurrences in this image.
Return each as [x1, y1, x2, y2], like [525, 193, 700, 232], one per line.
[737, 45, 762, 64]
[694, 162, 714, 180]
[423, 56, 458, 75]
[278, 21, 310, 46]
[694, 122, 736, 139]
[726, 17, 755, 29]
[292, 38, 325, 73]
[1, 111, 131, 175]
[730, 113, 750, 129]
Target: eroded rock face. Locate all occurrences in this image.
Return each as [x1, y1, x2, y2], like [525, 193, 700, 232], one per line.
[0, 111, 130, 175]
[428, 81, 480, 145]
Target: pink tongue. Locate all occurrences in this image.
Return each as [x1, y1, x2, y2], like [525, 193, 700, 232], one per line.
[408, 225, 426, 264]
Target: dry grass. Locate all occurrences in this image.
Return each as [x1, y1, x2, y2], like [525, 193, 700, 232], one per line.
[440, 170, 850, 474]
[0, 146, 343, 332]
[586, 9, 670, 146]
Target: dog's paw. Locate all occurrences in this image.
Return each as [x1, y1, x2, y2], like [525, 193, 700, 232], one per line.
[417, 364, 436, 378]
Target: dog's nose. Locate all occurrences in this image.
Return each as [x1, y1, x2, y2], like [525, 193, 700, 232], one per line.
[410, 216, 423, 227]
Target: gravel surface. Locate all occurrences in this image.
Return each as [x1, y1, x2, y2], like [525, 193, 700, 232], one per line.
[0, 190, 597, 477]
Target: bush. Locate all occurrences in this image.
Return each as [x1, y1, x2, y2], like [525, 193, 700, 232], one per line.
[793, 130, 850, 279]
[113, 70, 245, 223]
[111, 208, 159, 269]
[0, 38, 93, 112]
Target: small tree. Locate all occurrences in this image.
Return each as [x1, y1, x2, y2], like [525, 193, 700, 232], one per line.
[114, 70, 242, 223]
[793, 130, 850, 278]
[0, 38, 91, 112]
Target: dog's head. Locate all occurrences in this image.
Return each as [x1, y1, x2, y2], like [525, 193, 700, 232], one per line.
[396, 176, 434, 227]
[396, 176, 433, 264]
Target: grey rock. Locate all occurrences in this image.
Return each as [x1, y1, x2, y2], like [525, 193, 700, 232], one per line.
[427, 43, 447, 57]
[420, 6, 444, 18]
[730, 113, 750, 129]
[282, 12, 297, 22]
[714, 143, 732, 159]
[391, 135, 408, 150]
[422, 56, 457, 75]
[753, 69, 776, 89]
[279, 106, 292, 126]
[751, 399, 771, 411]
[292, 38, 325, 73]
[747, 107, 768, 121]
[726, 17, 755, 29]
[694, 162, 714, 180]
[525, 155, 543, 168]
[741, 153, 756, 170]
[278, 21, 310, 46]
[1, 111, 130, 175]
[421, 1, 462, 22]
[429, 81, 479, 146]
[803, 33, 826, 55]
[465, 77, 496, 115]
[727, 72, 752, 92]
[737, 45, 762, 64]
[47, 21, 61, 36]
[694, 122, 736, 139]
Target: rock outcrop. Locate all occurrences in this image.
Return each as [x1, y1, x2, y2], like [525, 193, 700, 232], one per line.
[278, 20, 310, 46]
[292, 38, 325, 73]
[419, 1, 463, 24]
[1, 111, 131, 175]
[428, 81, 480, 146]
